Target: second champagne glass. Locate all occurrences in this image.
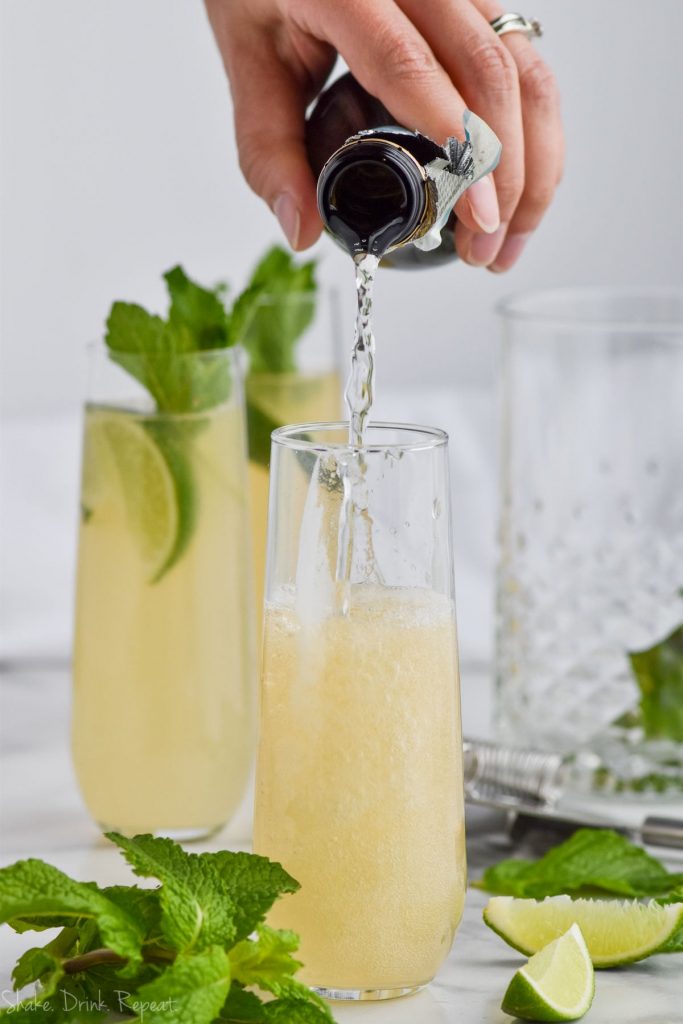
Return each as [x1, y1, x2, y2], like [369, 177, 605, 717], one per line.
[242, 291, 342, 641]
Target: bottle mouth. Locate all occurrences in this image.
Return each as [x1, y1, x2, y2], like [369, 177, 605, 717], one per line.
[317, 139, 427, 258]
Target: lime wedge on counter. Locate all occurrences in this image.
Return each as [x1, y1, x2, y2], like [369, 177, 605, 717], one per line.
[84, 410, 188, 583]
[501, 923, 594, 1022]
[485, 894, 683, 968]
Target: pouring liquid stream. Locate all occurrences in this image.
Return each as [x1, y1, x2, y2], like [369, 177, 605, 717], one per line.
[346, 253, 380, 447]
[332, 253, 382, 614]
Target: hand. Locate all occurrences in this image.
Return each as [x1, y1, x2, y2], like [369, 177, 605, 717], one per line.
[205, 0, 563, 272]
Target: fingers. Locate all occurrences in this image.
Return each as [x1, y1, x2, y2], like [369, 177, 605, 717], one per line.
[208, 0, 562, 266]
[302, 0, 465, 143]
[301, 0, 503, 234]
[468, 0, 564, 271]
[487, 31, 563, 271]
[204, 1, 323, 250]
[397, 0, 524, 267]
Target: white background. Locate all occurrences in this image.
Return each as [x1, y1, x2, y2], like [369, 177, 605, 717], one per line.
[1, 0, 682, 662]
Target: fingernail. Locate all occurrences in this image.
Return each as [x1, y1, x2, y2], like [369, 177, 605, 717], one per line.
[490, 232, 532, 272]
[466, 175, 500, 234]
[467, 223, 507, 267]
[273, 192, 300, 249]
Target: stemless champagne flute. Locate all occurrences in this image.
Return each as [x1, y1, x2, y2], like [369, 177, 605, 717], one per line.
[253, 423, 466, 1000]
[72, 344, 255, 839]
[241, 291, 342, 642]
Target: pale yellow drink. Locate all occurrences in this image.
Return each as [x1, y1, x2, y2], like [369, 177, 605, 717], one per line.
[253, 585, 466, 992]
[246, 370, 341, 642]
[72, 402, 255, 836]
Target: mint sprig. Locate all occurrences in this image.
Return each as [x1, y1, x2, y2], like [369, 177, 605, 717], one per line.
[474, 828, 683, 902]
[0, 834, 334, 1024]
[101, 269, 235, 584]
[105, 251, 318, 416]
[97, 249, 319, 582]
[231, 247, 316, 374]
[232, 246, 318, 468]
[105, 270, 233, 416]
[628, 620, 683, 743]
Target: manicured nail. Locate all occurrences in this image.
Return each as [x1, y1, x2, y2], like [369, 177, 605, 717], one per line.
[466, 175, 500, 234]
[490, 232, 532, 272]
[273, 192, 300, 249]
[467, 223, 507, 267]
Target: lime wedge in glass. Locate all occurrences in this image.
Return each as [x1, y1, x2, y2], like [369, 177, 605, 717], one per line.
[501, 923, 594, 1022]
[83, 409, 194, 583]
[485, 894, 683, 968]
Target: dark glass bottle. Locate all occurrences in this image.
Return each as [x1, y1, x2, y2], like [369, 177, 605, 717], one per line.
[305, 73, 501, 268]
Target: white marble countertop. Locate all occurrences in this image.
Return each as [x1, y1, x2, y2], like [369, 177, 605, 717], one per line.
[1, 666, 681, 1023]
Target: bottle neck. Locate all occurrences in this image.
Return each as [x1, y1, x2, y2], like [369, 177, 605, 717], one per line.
[317, 136, 431, 259]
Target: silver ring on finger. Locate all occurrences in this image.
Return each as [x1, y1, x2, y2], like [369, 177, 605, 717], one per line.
[490, 12, 543, 41]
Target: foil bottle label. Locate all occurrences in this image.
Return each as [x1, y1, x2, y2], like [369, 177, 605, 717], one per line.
[414, 111, 502, 253]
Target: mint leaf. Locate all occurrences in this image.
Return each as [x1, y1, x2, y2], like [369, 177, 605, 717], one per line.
[62, 956, 165, 1012]
[263, 985, 332, 1019]
[659, 886, 683, 904]
[199, 851, 299, 942]
[107, 833, 236, 953]
[662, 928, 683, 953]
[105, 303, 193, 413]
[106, 303, 232, 416]
[473, 857, 535, 896]
[163, 267, 234, 411]
[0, 860, 144, 965]
[229, 925, 300, 990]
[658, 886, 683, 950]
[124, 946, 231, 1024]
[220, 988, 334, 1024]
[218, 986, 267, 1022]
[12, 947, 64, 994]
[234, 246, 316, 373]
[244, 396, 280, 470]
[165, 266, 230, 351]
[474, 829, 683, 899]
[230, 926, 332, 1020]
[233, 246, 319, 466]
[629, 622, 683, 742]
[229, 284, 263, 352]
[106, 302, 193, 356]
[12, 924, 78, 994]
[100, 886, 161, 939]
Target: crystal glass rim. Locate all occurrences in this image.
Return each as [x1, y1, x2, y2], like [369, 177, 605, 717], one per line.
[272, 421, 448, 454]
[86, 339, 244, 364]
[497, 286, 683, 332]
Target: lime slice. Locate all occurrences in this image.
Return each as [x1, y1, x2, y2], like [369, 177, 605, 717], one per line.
[501, 923, 594, 1022]
[485, 894, 683, 968]
[85, 410, 184, 582]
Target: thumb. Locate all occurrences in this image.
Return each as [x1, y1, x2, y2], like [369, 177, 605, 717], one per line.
[209, 15, 322, 250]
